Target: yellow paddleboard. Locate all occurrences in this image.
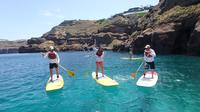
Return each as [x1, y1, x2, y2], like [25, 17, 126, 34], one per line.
[45, 74, 64, 91]
[92, 72, 119, 86]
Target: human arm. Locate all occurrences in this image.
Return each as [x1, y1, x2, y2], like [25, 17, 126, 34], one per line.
[41, 52, 48, 58]
[149, 49, 156, 57]
[55, 52, 60, 63]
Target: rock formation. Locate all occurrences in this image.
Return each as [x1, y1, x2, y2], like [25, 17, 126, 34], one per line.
[128, 0, 200, 55]
[0, 40, 26, 54]
[18, 2, 200, 56]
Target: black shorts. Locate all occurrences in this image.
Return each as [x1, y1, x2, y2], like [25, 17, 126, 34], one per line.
[49, 63, 58, 69]
[145, 62, 155, 70]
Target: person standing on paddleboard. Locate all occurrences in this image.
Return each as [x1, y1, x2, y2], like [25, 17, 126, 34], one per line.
[42, 46, 60, 82]
[143, 45, 156, 78]
[94, 46, 104, 79]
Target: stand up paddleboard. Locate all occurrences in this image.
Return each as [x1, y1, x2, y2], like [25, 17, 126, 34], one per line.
[46, 74, 64, 91]
[136, 72, 158, 87]
[120, 57, 143, 60]
[92, 72, 119, 86]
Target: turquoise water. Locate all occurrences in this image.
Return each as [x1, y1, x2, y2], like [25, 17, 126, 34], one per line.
[0, 51, 200, 112]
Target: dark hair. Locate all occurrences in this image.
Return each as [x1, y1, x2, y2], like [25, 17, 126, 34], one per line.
[96, 47, 103, 57]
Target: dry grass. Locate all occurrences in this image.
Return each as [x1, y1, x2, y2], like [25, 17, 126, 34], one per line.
[51, 20, 103, 35]
[158, 3, 200, 23]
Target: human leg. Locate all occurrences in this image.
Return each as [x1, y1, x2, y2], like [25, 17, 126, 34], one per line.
[50, 68, 53, 82]
[96, 62, 99, 79]
[100, 62, 104, 77]
[150, 62, 155, 78]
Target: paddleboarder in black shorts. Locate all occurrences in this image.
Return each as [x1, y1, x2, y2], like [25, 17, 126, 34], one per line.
[143, 45, 156, 78]
[42, 46, 60, 82]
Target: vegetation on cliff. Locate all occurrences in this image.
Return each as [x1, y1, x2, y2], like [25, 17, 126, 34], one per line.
[158, 3, 200, 23]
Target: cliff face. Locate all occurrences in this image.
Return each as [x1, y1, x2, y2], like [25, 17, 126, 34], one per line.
[19, 1, 200, 56]
[19, 13, 142, 52]
[0, 40, 26, 54]
[130, 0, 200, 55]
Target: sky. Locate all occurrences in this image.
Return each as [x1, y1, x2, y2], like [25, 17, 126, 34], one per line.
[0, 0, 159, 40]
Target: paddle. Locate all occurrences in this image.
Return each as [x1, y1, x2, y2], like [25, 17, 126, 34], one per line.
[131, 61, 144, 79]
[58, 64, 75, 77]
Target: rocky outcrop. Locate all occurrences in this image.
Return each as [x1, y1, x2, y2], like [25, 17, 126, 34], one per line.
[0, 40, 26, 54]
[27, 38, 46, 44]
[20, 13, 140, 52]
[187, 17, 200, 55]
[128, 0, 200, 56]
[0, 48, 19, 54]
[19, 1, 200, 56]
[132, 23, 182, 53]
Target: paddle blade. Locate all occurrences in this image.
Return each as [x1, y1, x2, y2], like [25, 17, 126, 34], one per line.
[131, 73, 136, 78]
[67, 70, 75, 76]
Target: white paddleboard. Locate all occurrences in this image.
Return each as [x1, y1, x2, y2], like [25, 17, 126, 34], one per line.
[92, 72, 119, 86]
[136, 72, 158, 87]
[120, 57, 143, 60]
[45, 74, 64, 91]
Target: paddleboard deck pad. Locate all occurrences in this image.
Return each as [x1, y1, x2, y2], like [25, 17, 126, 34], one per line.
[92, 72, 119, 86]
[136, 72, 158, 87]
[46, 74, 64, 91]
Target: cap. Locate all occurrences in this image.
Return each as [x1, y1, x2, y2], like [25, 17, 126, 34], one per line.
[144, 45, 151, 49]
[49, 46, 54, 50]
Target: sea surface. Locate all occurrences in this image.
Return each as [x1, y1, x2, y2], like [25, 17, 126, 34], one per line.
[0, 51, 200, 112]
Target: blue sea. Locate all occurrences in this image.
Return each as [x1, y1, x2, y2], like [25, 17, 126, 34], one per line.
[0, 51, 200, 112]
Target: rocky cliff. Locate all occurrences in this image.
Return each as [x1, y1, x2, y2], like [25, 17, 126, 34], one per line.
[128, 0, 200, 55]
[19, 1, 200, 56]
[19, 12, 143, 52]
[0, 40, 26, 54]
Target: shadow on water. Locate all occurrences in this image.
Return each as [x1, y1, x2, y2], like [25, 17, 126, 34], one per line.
[132, 86, 159, 112]
[101, 86, 119, 95]
[45, 89, 64, 99]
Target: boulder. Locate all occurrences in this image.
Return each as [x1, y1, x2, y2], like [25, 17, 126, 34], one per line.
[132, 23, 181, 54]
[27, 38, 45, 44]
[92, 33, 113, 45]
[108, 39, 123, 50]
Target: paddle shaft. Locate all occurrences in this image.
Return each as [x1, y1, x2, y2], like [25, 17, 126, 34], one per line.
[58, 64, 66, 71]
[135, 61, 144, 75]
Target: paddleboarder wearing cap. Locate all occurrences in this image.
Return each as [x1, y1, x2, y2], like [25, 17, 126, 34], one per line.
[143, 45, 156, 78]
[42, 46, 60, 82]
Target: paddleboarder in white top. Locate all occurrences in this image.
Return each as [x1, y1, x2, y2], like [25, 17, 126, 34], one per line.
[143, 45, 156, 78]
[93, 45, 104, 79]
[42, 46, 60, 82]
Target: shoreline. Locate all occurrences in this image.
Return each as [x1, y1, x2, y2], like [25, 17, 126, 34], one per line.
[1, 50, 200, 57]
